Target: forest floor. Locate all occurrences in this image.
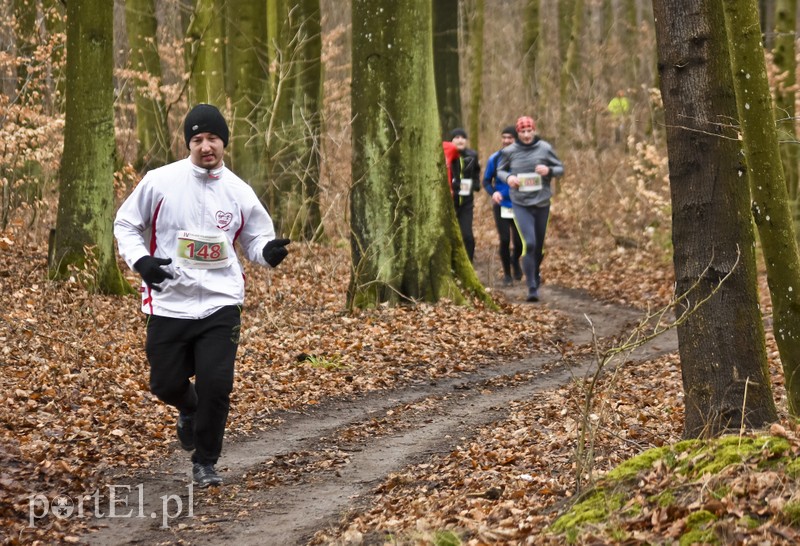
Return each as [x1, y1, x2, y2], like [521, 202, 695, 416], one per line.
[2, 201, 800, 545]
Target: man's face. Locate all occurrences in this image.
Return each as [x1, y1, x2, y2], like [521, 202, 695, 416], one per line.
[189, 132, 224, 169]
[517, 127, 535, 144]
[452, 135, 467, 151]
[501, 132, 515, 147]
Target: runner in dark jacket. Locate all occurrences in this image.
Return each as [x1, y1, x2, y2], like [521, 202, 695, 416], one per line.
[448, 128, 481, 261]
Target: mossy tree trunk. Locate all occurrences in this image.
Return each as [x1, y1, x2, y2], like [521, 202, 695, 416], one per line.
[125, 0, 173, 169]
[266, 0, 323, 241]
[466, 0, 484, 151]
[772, 0, 799, 208]
[53, 0, 128, 295]
[184, 0, 226, 108]
[653, 0, 778, 436]
[722, 0, 800, 416]
[349, 0, 493, 309]
[225, 0, 270, 199]
[432, 0, 462, 137]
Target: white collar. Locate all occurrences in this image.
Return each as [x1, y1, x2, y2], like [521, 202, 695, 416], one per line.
[190, 161, 224, 180]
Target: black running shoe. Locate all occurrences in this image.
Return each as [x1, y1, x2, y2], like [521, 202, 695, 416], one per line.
[177, 413, 195, 451]
[192, 463, 223, 488]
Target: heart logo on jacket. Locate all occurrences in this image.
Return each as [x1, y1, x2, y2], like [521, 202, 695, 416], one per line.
[216, 211, 233, 230]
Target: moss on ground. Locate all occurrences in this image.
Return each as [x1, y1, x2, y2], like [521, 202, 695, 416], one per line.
[549, 490, 625, 534]
[547, 434, 798, 543]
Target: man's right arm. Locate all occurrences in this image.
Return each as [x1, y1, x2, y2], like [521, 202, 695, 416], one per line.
[113, 178, 154, 271]
[496, 147, 512, 184]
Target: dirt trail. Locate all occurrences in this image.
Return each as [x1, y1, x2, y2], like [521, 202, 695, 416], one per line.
[82, 284, 677, 545]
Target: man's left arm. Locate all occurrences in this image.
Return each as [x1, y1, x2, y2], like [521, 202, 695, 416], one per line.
[549, 148, 564, 178]
[471, 151, 482, 192]
[547, 147, 565, 178]
[236, 189, 279, 267]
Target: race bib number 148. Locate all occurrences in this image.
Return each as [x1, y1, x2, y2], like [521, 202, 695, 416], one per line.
[176, 231, 229, 269]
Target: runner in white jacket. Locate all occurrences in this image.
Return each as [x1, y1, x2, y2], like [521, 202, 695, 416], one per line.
[114, 154, 277, 319]
[114, 104, 290, 488]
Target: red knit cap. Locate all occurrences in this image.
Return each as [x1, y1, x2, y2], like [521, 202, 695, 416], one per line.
[516, 116, 536, 133]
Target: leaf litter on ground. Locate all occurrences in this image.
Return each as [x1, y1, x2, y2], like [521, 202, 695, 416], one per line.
[1, 179, 796, 545]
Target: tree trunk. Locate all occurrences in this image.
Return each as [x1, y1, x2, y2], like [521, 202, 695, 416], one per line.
[433, 0, 462, 137]
[652, 0, 777, 436]
[53, 0, 128, 295]
[522, 0, 540, 106]
[225, 0, 270, 198]
[621, 0, 637, 87]
[560, 0, 584, 138]
[184, 0, 226, 108]
[125, 0, 172, 169]
[760, 0, 777, 49]
[349, 0, 493, 309]
[772, 0, 798, 203]
[558, 0, 575, 64]
[467, 0, 484, 151]
[266, 0, 324, 241]
[722, 0, 800, 416]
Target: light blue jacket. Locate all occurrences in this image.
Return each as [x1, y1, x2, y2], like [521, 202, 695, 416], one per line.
[482, 150, 513, 209]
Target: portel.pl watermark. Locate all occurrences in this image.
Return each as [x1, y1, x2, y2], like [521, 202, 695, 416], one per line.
[28, 483, 193, 529]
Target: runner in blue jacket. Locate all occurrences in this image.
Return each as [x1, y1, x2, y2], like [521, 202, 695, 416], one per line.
[483, 126, 522, 285]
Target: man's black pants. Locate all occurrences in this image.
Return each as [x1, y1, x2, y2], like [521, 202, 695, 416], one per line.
[455, 199, 475, 261]
[492, 204, 523, 277]
[145, 305, 241, 465]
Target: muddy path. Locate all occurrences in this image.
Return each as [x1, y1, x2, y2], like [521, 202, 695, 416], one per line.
[82, 283, 677, 545]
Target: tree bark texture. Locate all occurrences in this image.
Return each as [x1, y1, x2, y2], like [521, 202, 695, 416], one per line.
[722, 0, 800, 416]
[467, 0, 484, 151]
[433, 0, 462, 138]
[349, 0, 492, 309]
[54, 0, 128, 294]
[772, 0, 798, 201]
[653, 0, 778, 436]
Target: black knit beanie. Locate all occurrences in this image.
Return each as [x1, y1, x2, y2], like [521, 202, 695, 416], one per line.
[502, 125, 517, 138]
[184, 104, 229, 149]
[450, 127, 468, 139]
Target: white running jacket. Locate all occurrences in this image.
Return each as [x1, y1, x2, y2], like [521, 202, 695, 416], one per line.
[114, 158, 276, 319]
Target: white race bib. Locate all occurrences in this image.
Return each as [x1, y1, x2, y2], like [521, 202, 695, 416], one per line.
[459, 178, 472, 196]
[518, 172, 543, 193]
[175, 231, 230, 269]
[500, 206, 515, 219]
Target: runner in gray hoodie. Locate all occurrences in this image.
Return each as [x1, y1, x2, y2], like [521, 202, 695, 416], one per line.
[496, 116, 564, 302]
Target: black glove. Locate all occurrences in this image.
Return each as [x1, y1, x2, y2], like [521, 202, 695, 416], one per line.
[262, 238, 291, 267]
[133, 256, 173, 292]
